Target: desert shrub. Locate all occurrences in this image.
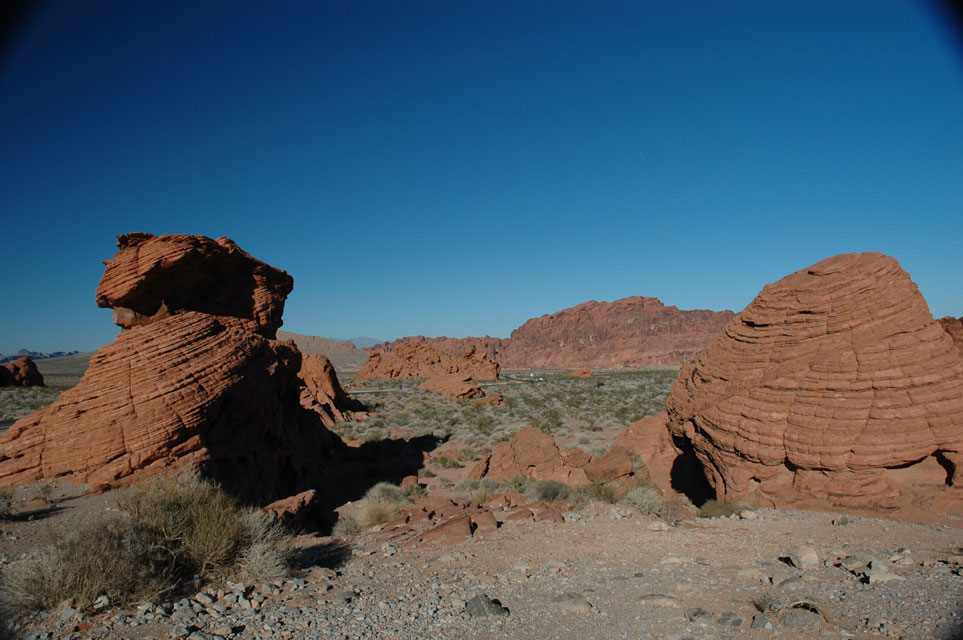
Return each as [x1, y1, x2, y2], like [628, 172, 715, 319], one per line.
[526, 479, 570, 503]
[2, 471, 291, 614]
[573, 480, 618, 505]
[499, 476, 533, 494]
[235, 510, 292, 583]
[0, 489, 11, 518]
[698, 498, 755, 518]
[356, 482, 410, 529]
[620, 486, 664, 516]
[362, 482, 409, 507]
[405, 484, 428, 499]
[433, 455, 462, 469]
[332, 514, 361, 536]
[458, 447, 476, 462]
[30, 482, 53, 503]
[452, 478, 497, 502]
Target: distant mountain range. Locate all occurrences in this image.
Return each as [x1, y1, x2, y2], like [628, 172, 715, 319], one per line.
[0, 349, 81, 364]
[276, 331, 370, 372]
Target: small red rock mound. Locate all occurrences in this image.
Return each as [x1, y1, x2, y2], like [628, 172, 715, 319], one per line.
[298, 354, 366, 426]
[95, 232, 293, 337]
[473, 393, 504, 406]
[374, 494, 566, 546]
[568, 367, 592, 378]
[418, 373, 484, 399]
[667, 252, 963, 512]
[357, 343, 499, 380]
[0, 234, 348, 507]
[940, 316, 963, 351]
[469, 427, 634, 486]
[1, 356, 44, 387]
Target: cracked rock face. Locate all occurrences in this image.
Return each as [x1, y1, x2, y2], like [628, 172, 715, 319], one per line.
[667, 252, 963, 510]
[0, 234, 345, 503]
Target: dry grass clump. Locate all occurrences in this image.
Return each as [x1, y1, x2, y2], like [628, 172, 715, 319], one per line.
[570, 480, 619, 508]
[1, 471, 293, 614]
[357, 482, 410, 528]
[452, 478, 498, 505]
[619, 485, 664, 516]
[0, 489, 11, 519]
[332, 514, 361, 536]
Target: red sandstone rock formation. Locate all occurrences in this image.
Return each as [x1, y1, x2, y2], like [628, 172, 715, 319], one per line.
[418, 373, 484, 399]
[939, 316, 963, 351]
[0, 234, 349, 505]
[298, 354, 366, 426]
[95, 232, 293, 337]
[372, 296, 733, 369]
[667, 252, 963, 511]
[1, 357, 44, 387]
[568, 368, 592, 378]
[357, 344, 499, 380]
[473, 393, 504, 406]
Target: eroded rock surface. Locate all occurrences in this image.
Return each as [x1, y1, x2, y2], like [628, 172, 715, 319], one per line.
[939, 316, 963, 351]
[418, 373, 484, 399]
[373, 296, 734, 368]
[95, 232, 293, 337]
[667, 252, 963, 511]
[358, 344, 499, 381]
[1, 356, 44, 387]
[0, 234, 348, 506]
[298, 354, 366, 426]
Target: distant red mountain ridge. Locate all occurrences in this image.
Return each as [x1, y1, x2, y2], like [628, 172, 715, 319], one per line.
[371, 296, 735, 369]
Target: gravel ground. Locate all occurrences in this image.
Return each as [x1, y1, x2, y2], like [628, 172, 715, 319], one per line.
[5, 496, 963, 640]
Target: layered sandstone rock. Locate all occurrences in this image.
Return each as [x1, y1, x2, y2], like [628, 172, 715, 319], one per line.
[298, 354, 366, 426]
[568, 368, 592, 378]
[95, 232, 293, 337]
[417, 373, 484, 399]
[357, 344, 499, 380]
[667, 252, 963, 510]
[0, 234, 349, 506]
[1, 356, 44, 387]
[469, 428, 636, 486]
[940, 316, 963, 351]
[372, 296, 734, 368]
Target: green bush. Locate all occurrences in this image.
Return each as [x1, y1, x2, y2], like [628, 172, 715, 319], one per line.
[1, 470, 292, 614]
[526, 479, 570, 503]
[573, 480, 618, 506]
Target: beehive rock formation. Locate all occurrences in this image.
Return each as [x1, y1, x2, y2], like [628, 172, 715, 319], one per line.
[0, 356, 44, 387]
[417, 373, 484, 399]
[667, 252, 963, 510]
[357, 344, 499, 380]
[0, 234, 349, 505]
[298, 354, 366, 426]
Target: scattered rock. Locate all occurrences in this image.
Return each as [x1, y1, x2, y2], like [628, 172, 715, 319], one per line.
[552, 592, 593, 612]
[465, 595, 509, 617]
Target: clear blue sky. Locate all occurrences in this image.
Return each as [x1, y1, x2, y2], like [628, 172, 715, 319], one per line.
[2, 1, 961, 354]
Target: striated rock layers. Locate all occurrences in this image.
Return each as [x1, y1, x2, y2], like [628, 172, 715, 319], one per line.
[298, 354, 366, 427]
[1, 356, 44, 387]
[0, 233, 350, 505]
[357, 343, 499, 380]
[940, 316, 963, 351]
[373, 296, 734, 369]
[667, 252, 963, 511]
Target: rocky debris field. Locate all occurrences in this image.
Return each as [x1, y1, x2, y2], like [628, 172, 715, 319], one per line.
[5, 492, 962, 640]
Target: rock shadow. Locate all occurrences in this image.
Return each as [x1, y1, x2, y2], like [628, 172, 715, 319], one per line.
[289, 539, 352, 571]
[668, 440, 714, 507]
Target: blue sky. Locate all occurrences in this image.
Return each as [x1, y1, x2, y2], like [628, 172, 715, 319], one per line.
[1, 1, 961, 354]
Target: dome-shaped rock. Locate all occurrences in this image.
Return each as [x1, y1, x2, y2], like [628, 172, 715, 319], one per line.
[667, 252, 963, 509]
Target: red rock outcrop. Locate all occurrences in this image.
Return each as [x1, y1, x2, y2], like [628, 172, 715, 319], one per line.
[0, 234, 349, 506]
[568, 367, 592, 378]
[277, 330, 369, 372]
[357, 344, 499, 380]
[1, 357, 44, 387]
[667, 252, 963, 511]
[372, 296, 734, 369]
[298, 354, 366, 426]
[95, 232, 293, 337]
[940, 316, 963, 351]
[418, 373, 484, 399]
